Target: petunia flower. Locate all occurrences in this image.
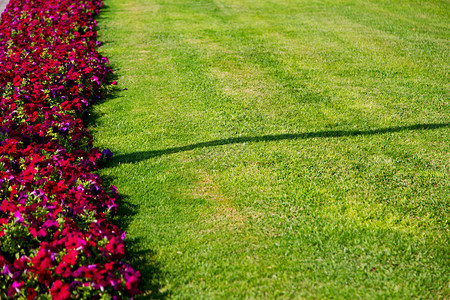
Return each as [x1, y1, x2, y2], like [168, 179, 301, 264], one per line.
[50, 280, 71, 300]
[13, 211, 24, 224]
[102, 148, 113, 160]
[0, 0, 141, 296]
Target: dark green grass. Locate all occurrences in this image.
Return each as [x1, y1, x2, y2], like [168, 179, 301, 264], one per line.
[93, 0, 449, 298]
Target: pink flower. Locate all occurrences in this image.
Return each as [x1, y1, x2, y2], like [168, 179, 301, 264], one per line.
[14, 211, 24, 224]
[125, 272, 141, 295]
[7, 280, 24, 297]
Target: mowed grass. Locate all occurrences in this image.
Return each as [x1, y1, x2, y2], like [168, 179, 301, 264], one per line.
[93, 0, 449, 298]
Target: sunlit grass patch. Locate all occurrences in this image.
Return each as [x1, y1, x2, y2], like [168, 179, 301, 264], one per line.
[94, 0, 449, 298]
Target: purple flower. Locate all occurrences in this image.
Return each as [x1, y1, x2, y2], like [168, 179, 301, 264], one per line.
[59, 122, 71, 134]
[102, 148, 113, 160]
[90, 184, 101, 195]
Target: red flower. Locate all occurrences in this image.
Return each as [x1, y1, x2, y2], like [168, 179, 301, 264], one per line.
[32, 249, 53, 270]
[62, 250, 78, 265]
[13, 76, 23, 87]
[55, 261, 72, 278]
[27, 287, 38, 300]
[50, 280, 71, 300]
[0, 0, 141, 296]
[105, 236, 125, 258]
[70, 86, 79, 95]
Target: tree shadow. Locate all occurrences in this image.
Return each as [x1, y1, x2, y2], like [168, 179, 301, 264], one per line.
[107, 122, 449, 166]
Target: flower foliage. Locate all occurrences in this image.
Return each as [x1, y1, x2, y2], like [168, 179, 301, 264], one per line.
[0, 0, 141, 298]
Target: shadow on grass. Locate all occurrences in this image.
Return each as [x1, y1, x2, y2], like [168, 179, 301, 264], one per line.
[124, 237, 169, 299]
[90, 26, 168, 297]
[99, 168, 169, 299]
[84, 65, 122, 126]
[93, 95, 168, 298]
[107, 122, 449, 166]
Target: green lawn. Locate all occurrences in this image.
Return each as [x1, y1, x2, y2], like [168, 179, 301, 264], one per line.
[93, 0, 449, 298]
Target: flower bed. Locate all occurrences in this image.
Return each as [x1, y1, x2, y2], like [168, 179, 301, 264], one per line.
[0, 0, 141, 298]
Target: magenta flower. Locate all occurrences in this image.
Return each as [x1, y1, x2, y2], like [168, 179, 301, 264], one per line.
[13, 211, 24, 224]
